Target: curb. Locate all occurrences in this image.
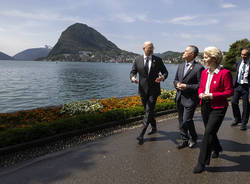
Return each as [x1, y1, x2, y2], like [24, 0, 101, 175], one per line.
[0, 109, 177, 155]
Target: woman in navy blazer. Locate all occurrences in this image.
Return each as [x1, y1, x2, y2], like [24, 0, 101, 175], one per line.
[193, 47, 234, 173]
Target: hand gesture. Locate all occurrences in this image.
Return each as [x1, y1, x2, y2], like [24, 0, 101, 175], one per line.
[131, 75, 138, 84]
[176, 82, 186, 91]
[155, 74, 164, 83]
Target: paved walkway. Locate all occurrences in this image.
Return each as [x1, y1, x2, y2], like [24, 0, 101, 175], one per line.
[0, 107, 249, 184]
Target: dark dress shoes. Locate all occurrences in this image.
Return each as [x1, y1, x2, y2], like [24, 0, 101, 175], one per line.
[231, 122, 239, 126]
[193, 163, 205, 174]
[240, 124, 247, 131]
[177, 141, 188, 149]
[211, 151, 220, 158]
[205, 159, 210, 165]
[188, 140, 197, 148]
[147, 128, 157, 135]
[136, 136, 144, 145]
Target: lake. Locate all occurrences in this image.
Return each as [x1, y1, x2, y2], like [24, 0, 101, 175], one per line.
[0, 60, 178, 113]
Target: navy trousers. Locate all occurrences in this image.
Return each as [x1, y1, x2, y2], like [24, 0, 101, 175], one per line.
[231, 84, 250, 125]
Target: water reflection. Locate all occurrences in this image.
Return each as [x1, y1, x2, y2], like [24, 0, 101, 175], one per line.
[0, 61, 177, 113]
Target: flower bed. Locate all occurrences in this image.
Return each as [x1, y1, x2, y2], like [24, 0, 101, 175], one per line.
[0, 90, 177, 148]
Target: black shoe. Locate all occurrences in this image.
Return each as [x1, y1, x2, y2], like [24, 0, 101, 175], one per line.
[240, 124, 247, 131]
[193, 164, 205, 174]
[147, 128, 157, 135]
[205, 159, 210, 165]
[177, 141, 188, 149]
[231, 122, 239, 126]
[211, 151, 219, 158]
[136, 136, 144, 145]
[188, 140, 197, 148]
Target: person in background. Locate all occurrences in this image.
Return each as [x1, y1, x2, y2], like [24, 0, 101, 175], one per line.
[173, 45, 204, 149]
[193, 46, 233, 174]
[231, 48, 250, 131]
[130, 41, 168, 145]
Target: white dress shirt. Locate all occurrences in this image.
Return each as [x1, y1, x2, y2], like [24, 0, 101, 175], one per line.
[184, 60, 194, 75]
[237, 60, 249, 84]
[144, 55, 152, 74]
[203, 66, 221, 99]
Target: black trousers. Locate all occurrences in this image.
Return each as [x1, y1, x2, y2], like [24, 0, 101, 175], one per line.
[177, 102, 197, 142]
[231, 84, 250, 125]
[198, 101, 227, 165]
[138, 94, 158, 138]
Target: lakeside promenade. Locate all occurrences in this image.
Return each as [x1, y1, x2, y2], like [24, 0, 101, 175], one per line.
[0, 107, 249, 184]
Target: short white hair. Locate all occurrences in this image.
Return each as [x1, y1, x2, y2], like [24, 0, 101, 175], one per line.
[143, 41, 154, 48]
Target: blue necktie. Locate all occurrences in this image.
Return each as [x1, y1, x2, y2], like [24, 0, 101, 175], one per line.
[238, 62, 246, 83]
[184, 63, 190, 76]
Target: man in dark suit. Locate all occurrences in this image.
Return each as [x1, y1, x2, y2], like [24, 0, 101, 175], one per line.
[231, 48, 250, 131]
[130, 41, 168, 145]
[173, 45, 204, 149]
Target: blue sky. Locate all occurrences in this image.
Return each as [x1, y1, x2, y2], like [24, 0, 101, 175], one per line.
[0, 0, 250, 56]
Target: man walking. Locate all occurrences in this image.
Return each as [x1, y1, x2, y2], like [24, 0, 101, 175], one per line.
[130, 41, 168, 144]
[174, 45, 204, 149]
[231, 48, 250, 131]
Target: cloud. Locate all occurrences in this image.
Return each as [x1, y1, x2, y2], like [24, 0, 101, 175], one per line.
[169, 15, 219, 26]
[221, 3, 237, 8]
[113, 13, 149, 23]
[222, 9, 250, 31]
[170, 16, 197, 23]
[0, 10, 80, 22]
[162, 31, 225, 42]
[136, 14, 147, 22]
[0, 34, 40, 56]
[226, 21, 250, 32]
[115, 14, 136, 23]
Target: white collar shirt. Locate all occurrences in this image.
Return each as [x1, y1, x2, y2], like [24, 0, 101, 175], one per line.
[205, 66, 221, 94]
[184, 60, 194, 75]
[185, 60, 194, 69]
[144, 55, 152, 74]
[237, 60, 249, 84]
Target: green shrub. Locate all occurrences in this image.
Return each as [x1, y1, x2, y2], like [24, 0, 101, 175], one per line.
[160, 89, 176, 100]
[0, 99, 177, 148]
[60, 100, 103, 115]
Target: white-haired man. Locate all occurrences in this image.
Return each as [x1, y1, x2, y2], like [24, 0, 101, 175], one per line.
[130, 41, 168, 144]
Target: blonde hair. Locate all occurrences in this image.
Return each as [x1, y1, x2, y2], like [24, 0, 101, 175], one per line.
[204, 46, 223, 66]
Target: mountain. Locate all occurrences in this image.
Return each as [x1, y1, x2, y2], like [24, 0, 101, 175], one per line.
[0, 51, 13, 60]
[48, 23, 138, 62]
[156, 51, 183, 63]
[160, 51, 182, 59]
[14, 46, 52, 61]
[157, 51, 203, 64]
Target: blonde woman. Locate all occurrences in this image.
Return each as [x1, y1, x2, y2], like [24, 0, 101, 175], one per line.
[193, 47, 233, 173]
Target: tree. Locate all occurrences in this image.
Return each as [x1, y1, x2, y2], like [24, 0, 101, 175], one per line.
[223, 39, 250, 71]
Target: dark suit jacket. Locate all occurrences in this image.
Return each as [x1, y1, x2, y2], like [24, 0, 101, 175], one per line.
[173, 60, 204, 107]
[130, 55, 168, 97]
[233, 61, 250, 97]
